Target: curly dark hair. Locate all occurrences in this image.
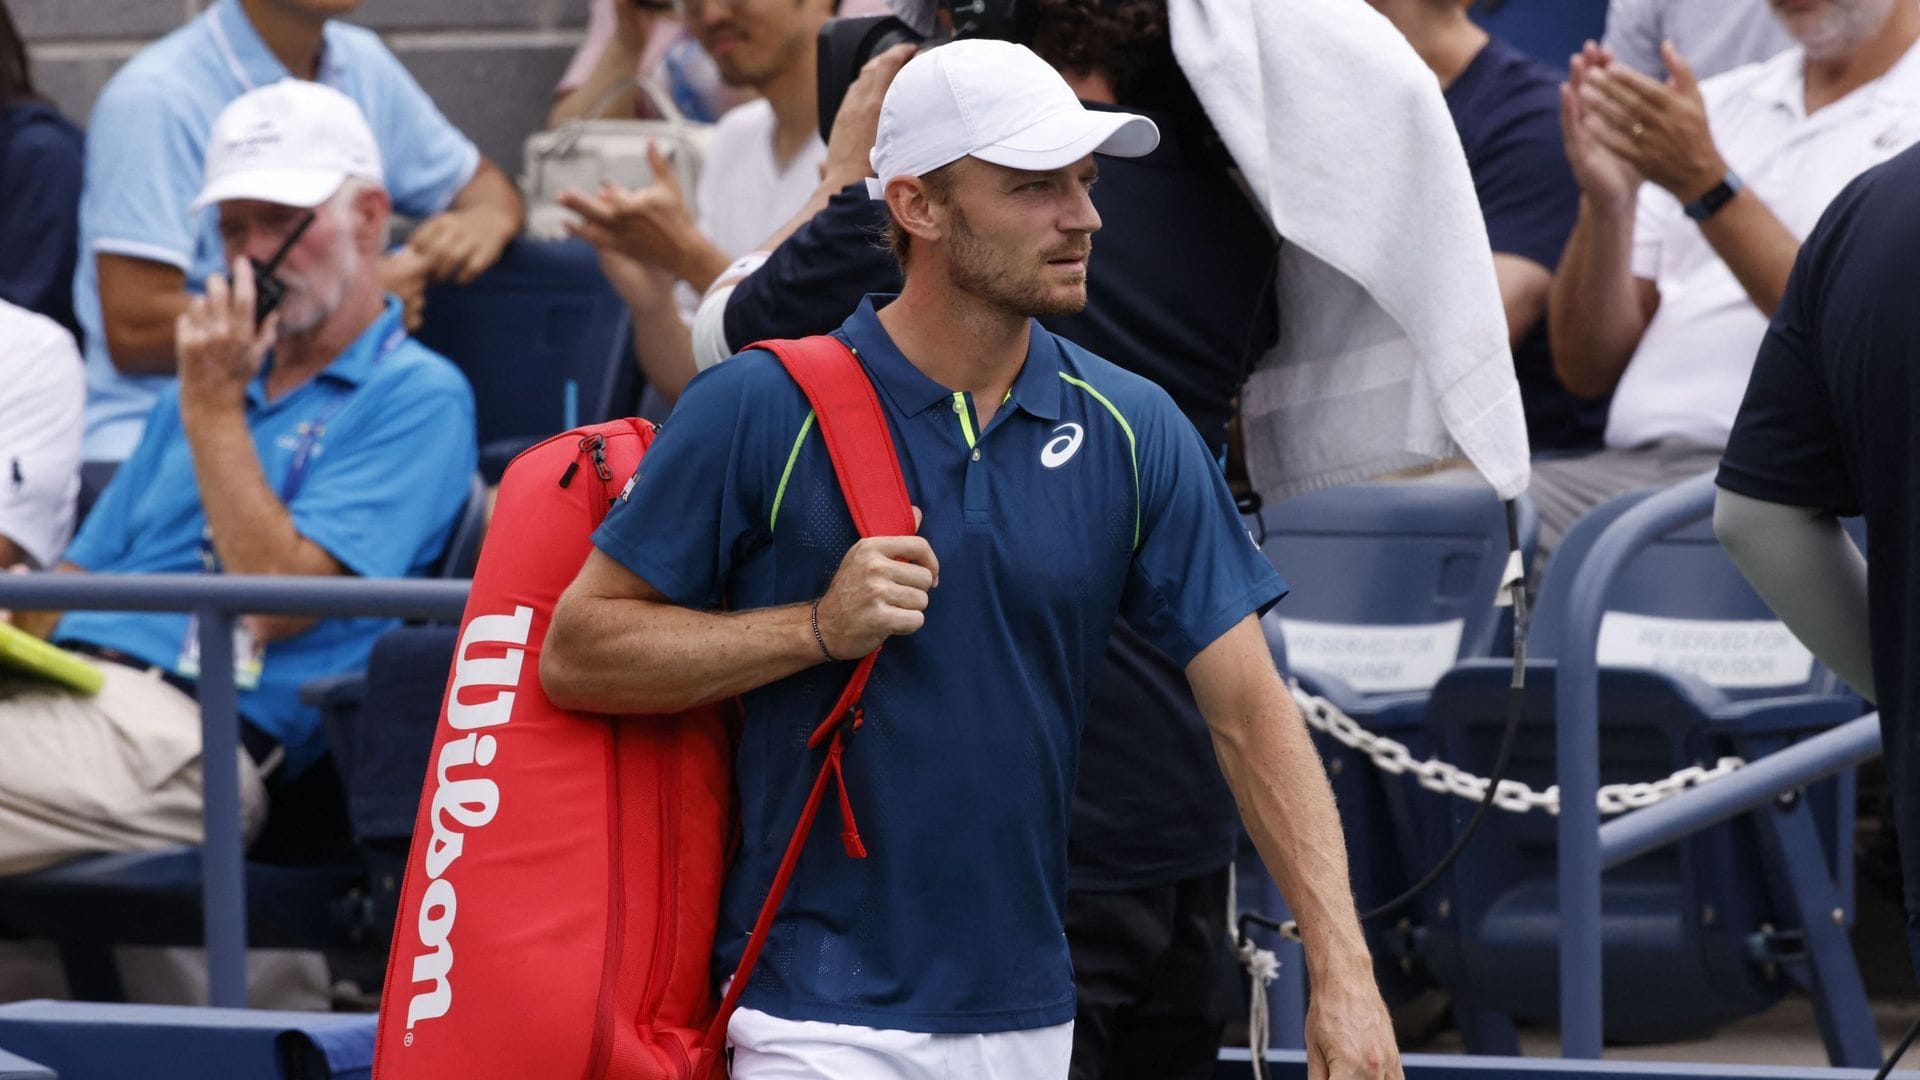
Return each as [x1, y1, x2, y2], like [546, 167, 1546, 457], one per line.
[1029, 0, 1167, 87]
[0, 0, 37, 107]
[1026, 0, 1219, 151]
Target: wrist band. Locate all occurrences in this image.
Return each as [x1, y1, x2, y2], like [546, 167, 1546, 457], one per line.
[810, 597, 840, 663]
[1684, 171, 1743, 222]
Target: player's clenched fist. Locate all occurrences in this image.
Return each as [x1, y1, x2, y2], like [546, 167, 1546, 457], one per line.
[814, 506, 939, 660]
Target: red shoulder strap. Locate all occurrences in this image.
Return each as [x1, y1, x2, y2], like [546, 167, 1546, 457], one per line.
[751, 336, 915, 539]
[696, 336, 912, 1069]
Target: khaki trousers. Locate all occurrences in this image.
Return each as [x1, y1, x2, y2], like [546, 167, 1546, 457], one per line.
[0, 660, 266, 875]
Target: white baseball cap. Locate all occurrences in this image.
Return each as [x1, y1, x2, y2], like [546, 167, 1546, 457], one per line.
[191, 79, 384, 212]
[865, 39, 1159, 198]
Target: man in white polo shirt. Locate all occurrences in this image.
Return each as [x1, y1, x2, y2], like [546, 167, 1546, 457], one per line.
[0, 300, 83, 571]
[1539, 0, 1920, 559]
[557, 0, 837, 405]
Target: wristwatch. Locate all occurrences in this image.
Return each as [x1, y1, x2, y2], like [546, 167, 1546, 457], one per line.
[1684, 171, 1744, 222]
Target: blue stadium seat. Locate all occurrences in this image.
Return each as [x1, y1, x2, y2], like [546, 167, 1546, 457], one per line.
[0, 1000, 371, 1079]
[1236, 482, 1536, 1020]
[1413, 486, 1875, 1061]
[310, 622, 460, 946]
[412, 237, 640, 480]
[429, 471, 490, 580]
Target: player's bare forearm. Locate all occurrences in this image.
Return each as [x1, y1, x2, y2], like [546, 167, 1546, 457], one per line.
[1190, 615, 1401, 1077]
[1189, 616, 1370, 970]
[543, 549, 820, 714]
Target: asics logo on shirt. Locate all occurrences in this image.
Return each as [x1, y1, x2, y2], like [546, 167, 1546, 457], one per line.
[1041, 423, 1084, 469]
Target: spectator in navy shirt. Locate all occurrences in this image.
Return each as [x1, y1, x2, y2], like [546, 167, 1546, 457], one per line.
[0, 0, 83, 339]
[1373, 0, 1599, 451]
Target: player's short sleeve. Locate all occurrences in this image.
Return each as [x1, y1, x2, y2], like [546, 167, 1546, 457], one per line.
[1119, 394, 1287, 666]
[593, 356, 771, 608]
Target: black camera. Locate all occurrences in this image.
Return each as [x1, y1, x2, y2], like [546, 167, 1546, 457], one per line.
[816, 0, 1036, 140]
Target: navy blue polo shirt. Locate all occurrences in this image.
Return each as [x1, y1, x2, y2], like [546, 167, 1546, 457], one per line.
[722, 107, 1278, 892]
[594, 295, 1286, 1032]
[1718, 143, 1920, 955]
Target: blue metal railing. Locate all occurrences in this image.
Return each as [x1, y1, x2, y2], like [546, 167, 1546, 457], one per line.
[0, 573, 468, 1008]
[1552, 472, 1875, 1057]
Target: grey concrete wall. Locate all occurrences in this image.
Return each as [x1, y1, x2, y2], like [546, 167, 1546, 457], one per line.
[17, 0, 591, 179]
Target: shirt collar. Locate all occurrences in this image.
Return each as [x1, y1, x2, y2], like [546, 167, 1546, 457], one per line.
[836, 295, 1063, 421]
[1748, 36, 1920, 118]
[248, 296, 406, 409]
[1746, 47, 1809, 117]
[210, 0, 346, 91]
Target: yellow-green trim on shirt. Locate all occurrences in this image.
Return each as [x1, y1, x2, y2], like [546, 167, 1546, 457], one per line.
[952, 392, 978, 449]
[770, 410, 816, 530]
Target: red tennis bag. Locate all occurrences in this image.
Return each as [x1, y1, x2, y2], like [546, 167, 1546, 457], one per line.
[373, 337, 915, 1079]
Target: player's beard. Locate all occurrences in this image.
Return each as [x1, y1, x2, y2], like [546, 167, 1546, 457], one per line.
[945, 204, 1092, 319]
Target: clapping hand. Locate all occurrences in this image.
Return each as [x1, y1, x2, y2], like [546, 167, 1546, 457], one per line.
[1566, 40, 1726, 204]
[557, 143, 704, 280]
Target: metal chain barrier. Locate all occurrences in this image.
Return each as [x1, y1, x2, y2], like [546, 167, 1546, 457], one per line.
[1291, 683, 1745, 816]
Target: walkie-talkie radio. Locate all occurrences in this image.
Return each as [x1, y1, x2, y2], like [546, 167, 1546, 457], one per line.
[251, 210, 316, 328]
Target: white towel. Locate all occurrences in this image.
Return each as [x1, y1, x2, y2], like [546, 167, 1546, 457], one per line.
[1170, 0, 1531, 501]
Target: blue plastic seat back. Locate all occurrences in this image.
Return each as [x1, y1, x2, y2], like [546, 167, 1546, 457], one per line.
[1253, 482, 1536, 698]
[413, 238, 637, 475]
[1239, 483, 1534, 1011]
[1531, 487, 1838, 700]
[324, 623, 460, 848]
[1416, 484, 1857, 1042]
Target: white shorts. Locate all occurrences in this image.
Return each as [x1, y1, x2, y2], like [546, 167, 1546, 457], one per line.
[728, 1006, 1073, 1080]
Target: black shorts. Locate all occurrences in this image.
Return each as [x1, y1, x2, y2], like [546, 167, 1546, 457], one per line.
[1067, 866, 1232, 1080]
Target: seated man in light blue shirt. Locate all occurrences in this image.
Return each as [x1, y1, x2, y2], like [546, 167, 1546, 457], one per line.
[2, 80, 477, 876]
[75, 0, 519, 464]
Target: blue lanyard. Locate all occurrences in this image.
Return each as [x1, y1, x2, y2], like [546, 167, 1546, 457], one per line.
[197, 323, 406, 572]
[273, 322, 406, 505]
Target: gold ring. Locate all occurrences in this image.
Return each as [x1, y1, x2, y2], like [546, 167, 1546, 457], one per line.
[1631, 121, 1646, 138]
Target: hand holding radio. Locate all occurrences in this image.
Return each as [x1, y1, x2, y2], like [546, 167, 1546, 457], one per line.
[177, 256, 278, 412]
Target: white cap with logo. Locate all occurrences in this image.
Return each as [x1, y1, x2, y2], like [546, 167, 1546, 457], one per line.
[865, 38, 1160, 198]
[191, 79, 384, 212]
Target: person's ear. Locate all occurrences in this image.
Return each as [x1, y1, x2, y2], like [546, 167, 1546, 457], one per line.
[353, 185, 394, 255]
[884, 175, 945, 247]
